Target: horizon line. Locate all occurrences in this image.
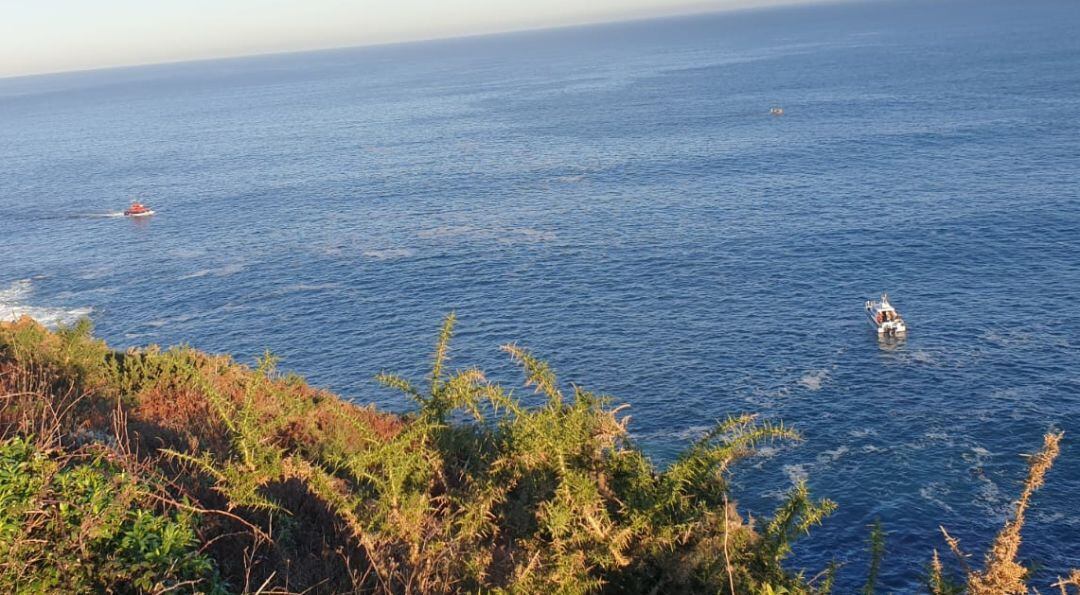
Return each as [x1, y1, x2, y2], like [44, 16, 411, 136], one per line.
[0, 0, 840, 82]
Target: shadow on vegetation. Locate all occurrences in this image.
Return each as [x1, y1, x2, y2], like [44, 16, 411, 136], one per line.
[0, 315, 1075, 594]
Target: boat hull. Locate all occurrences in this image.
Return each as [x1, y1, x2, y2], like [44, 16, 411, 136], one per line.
[124, 210, 155, 218]
[876, 322, 906, 335]
[867, 314, 906, 334]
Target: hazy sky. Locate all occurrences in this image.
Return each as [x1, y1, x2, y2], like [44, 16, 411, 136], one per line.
[1, 0, 821, 78]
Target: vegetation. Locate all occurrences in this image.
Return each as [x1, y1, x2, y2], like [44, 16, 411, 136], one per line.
[0, 315, 1074, 594]
[0, 436, 220, 593]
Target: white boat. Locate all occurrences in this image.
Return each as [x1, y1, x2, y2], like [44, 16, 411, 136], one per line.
[865, 292, 906, 335]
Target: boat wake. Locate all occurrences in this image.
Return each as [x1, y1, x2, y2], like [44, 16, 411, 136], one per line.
[798, 368, 830, 391]
[1, 211, 128, 221]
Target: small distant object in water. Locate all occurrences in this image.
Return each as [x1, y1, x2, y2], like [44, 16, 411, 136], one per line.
[770, 107, 784, 116]
[865, 292, 907, 335]
[123, 201, 155, 218]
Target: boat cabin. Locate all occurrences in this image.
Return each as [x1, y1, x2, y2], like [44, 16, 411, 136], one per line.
[124, 202, 152, 217]
[865, 293, 907, 335]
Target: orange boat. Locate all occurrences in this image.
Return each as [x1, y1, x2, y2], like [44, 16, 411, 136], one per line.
[124, 202, 155, 217]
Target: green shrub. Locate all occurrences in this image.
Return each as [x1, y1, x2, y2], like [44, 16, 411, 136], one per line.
[169, 314, 835, 593]
[1, 315, 1075, 594]
[0, 436, 223, 594]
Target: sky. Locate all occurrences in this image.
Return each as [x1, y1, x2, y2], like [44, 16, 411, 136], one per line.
[0, 0, 823, 78]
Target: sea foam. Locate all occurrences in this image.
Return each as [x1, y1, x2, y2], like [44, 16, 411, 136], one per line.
[0, 279, 91, 328]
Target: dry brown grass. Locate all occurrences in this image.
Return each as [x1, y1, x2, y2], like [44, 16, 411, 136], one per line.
[936, 431, 1070, 595]
[968, 431, 1062, 594]
[5, 316, 1079, 594]
[1, 316, 405, 592]
[1054, 570, 1080, 595]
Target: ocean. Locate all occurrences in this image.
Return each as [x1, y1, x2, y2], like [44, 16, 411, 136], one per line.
[2, 0, 1078, 589]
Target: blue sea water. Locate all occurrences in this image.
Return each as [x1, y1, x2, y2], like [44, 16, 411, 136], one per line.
[2, 0, 1079, 589]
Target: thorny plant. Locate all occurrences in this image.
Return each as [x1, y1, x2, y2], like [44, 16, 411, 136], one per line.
[1, 315, 1076, 594]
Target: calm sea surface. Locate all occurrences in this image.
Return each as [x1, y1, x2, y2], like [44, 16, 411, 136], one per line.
[2, 0, 1078, 589]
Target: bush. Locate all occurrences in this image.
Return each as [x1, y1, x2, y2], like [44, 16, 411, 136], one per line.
[0, 436, 222, 594]
[0, 315, 1075, 594]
